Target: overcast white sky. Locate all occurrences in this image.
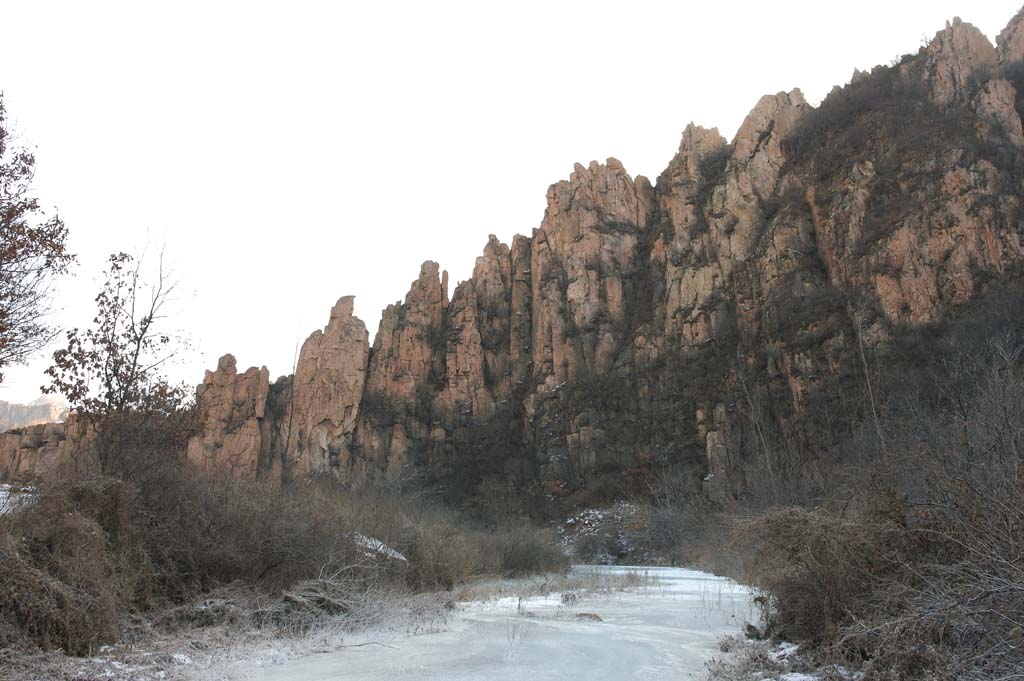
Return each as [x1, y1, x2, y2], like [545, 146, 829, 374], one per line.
[0, 0, 1020, 403]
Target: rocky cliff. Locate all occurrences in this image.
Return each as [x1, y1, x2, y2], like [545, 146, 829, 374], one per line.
[9, 11, 1024, 505]
[0, 397, 68, 431]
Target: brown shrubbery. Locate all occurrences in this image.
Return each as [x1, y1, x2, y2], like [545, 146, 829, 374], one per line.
[0, 410, 567, 655]
[627, 292, 1024, 679]
[735, 332, 1024, 679]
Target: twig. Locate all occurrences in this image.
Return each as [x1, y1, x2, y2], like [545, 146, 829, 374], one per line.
[337, 641, 399, 650]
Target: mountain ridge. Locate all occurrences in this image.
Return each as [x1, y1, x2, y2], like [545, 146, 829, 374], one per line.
[113, 10, 1024, 500]
[5, 10, 1024, 507]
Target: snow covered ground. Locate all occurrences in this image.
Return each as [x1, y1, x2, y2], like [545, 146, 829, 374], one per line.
[250, 565, 755, 681]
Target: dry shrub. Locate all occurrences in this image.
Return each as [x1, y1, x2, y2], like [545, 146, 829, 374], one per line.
[743, 502, 912, 649]
[0, 410, 567, 653]
[398, 509, 567, 589]
[140, 474, 370, 592]
[0, 537, 117, 656]
[485, 524, 566, 577]
[741, 336, 1024, 679]
[402, 520, 486, 589]
[0, 489, 126, 655]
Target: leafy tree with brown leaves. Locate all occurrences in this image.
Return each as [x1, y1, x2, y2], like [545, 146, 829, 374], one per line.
[0, 94, 73, 381]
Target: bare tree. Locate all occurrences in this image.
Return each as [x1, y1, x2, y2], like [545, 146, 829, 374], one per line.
[0, 94, 73, 381]
[44, 249, 186, 416]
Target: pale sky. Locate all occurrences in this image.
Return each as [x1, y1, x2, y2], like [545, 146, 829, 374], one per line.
[0, 0, 1020, 403]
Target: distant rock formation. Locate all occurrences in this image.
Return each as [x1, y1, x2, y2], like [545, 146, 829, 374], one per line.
[0, 397, 68, 431]
[0, 415, 85, 480]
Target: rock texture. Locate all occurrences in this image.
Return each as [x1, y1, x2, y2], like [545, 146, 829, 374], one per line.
[913, 18, 998, 107]
[530, 159, 654, 388]
[8, 8, 1024, 503]
[285, 297, 369, 478]
[0, 415, 87, 480]
[186, 354, 270, 477]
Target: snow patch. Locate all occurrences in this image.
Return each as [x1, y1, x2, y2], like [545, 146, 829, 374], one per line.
[0, 483, 34, 515]
[770, 641, 801, 661]
[353, 533, 407, 561]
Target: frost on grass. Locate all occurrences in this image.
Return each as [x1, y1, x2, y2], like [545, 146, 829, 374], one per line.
[0, 582, 451, 681]
[452, 566, 656, 604]
[707, 636, 862, 681]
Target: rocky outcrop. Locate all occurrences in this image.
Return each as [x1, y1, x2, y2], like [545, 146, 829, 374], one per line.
[169, 6, 1024, 496]
[285, 297, 369, 478]
[0, 398, 68, 431]
[912, 18, 997, 107]
[186, 354, 270, 477]
[653, 90, 811, 355]
[8, 8, 1024, 503]
[998, 9, 1024, 64]
[350, 263, 448, 478]
[530, 159, 654, 389]
[0, 415, 87, 480]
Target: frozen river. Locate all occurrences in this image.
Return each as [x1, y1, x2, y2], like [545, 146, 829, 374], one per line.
[253, 566, 756, 681]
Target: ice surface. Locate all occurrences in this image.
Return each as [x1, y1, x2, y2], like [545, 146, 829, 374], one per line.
[252, 565, 755, 681]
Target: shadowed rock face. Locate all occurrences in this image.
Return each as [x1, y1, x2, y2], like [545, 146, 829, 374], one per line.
[9, 8, 1024, 498]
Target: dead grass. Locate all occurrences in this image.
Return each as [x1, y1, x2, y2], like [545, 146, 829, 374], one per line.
[0, 413, 568, 657]
[452, 567, 657, 603]
[0, 580, 453, 681]
[732, 337, 1024, 679]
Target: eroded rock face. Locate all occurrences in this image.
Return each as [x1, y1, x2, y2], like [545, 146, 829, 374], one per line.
[913, 18, 998, 107]
[998, 8, 1024, 65]
[285, 297, 369, 478]
[655, 91, 810, 353]
[531, 159, 654, 389]
[353, 262, 449, 477]
[186, 354, 270, 477]
[0, 421, 70, 479]
[364, 262, 447, 403]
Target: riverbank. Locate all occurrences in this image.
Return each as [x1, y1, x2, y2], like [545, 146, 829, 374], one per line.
[247, 566, 753, 681]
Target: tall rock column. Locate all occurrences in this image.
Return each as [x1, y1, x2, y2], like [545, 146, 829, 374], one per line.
[186, 354, 270, 476]
[284, 296, 369, 478]
[530, 158, 653, 390]
[355, 262, 448, 478]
